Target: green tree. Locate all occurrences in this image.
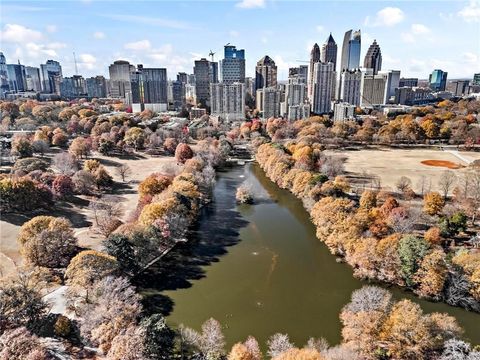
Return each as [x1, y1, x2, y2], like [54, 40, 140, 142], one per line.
[103, 234, 138, 275]
[398, 235, 430, 287]
[141, 314, 176, 359]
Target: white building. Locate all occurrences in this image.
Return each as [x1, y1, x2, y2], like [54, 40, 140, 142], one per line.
[256, 87, 282, 119]
[360, 69, 400, 107]
[210, 82, 245, 122]
[312, 62, 334, 114]
[288, 104, 310, 121]
[334, 102, 355, 121]
[338, 69, 362, 106]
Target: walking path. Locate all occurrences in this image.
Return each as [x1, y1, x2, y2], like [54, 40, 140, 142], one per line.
[443, 149, 475, 165]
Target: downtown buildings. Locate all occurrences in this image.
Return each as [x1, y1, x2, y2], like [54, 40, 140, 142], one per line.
[429, 69, 448, 91]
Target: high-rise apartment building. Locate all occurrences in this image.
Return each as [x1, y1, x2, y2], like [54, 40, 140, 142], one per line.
[60, 75, 87, 98]
[256, 87, 282, 119]
[289, 65, 308, 83]
[312, 62, 335, 114]
[399, 78, 418, 87]
[177, 72, 188, 84]
[285, 76, 308, 120]
[130, 65, 168, 112]
[7, 63, 27, 93]
[333, 102, 355, 121]
[321, 34, 338, 71]
[255, 55, 277, 90]
[308, 43, 321, 103]
[194, 58, 211, 108]
[86, 76, 108, 98]
[339, 69, 362, 106]
[219, 44, 245, 84]
[109, 60, 135, 100]
[40, 59, 62, 94]
[210, 82, 245, 122]
[340, 29, 361, 71]
[429, 69, 448, 91]
[25, 66, 41, 92]
[364, 40, 382, 75]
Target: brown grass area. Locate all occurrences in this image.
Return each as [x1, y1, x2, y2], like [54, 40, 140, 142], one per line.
[421, 160, 464, 169]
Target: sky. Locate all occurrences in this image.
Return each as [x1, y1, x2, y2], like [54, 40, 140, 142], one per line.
[0, 0, 479, 80]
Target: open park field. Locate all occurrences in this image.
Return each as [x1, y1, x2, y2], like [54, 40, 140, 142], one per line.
[327, 147, 480, 194]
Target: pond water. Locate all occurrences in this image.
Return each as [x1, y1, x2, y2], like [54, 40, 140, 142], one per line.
[140, 163, 480, 349]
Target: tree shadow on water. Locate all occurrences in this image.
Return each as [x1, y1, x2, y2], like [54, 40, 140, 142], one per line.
[135, 173, 250, 316]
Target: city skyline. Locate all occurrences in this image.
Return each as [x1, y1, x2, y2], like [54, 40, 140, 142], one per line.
[1, 0, 478, 80]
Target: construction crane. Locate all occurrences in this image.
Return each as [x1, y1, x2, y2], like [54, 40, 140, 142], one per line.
[208, 50, 215, 62]
[73, 52, 79, 75]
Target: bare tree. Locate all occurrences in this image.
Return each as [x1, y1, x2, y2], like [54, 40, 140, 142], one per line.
[416, 175, 432, 197]
[439, 170, 456, 200]
[53, 152, 78, 175]
[395, 176, 412, 194]
[115, 164, 132, 183]
[267, 333, 294, 358]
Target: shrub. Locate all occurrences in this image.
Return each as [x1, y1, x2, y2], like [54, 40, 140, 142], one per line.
[13, 157, 49, 173]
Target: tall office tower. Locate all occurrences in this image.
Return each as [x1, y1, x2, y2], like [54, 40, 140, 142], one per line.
[219, 44, 245, 84]
[255, 55, 277, 90]
[399, 78, 418, 87]
[177, 72, 188, 84]
[171, 80, 185, 110]
[312, 62, 334, 114]
[473, 73, 480, 86]
[339, 69, 362, 106]
[289, 65, 308, 82]
[60, 75, 86, 98]
[40, 59, 62, 94]
[109, 60, 135, 100]
[429, 69, 448, 91]
[360, 69, 400, 106]
[340, 29, 361, 71]
[25, 67, 41, 92]
[244, 77, 255, 97]
[130, 65, 168, 112]
[210, 82, 245, 122]
[86, 76, 108, 98]
[0, 53, 9, 98]
[6, 63, 27, 93]
[194, 58, 211, 108]
[308, 43, 321, 103]
[209, 62, 219, 83]
[321, 33, 338, 70]
[448, 80, 470, 96]
[363, 40, 382, 75]
[187, 74, 196, 85]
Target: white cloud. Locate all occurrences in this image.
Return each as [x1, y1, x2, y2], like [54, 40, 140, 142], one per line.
[25, 42, 58, 58]
[79, 53, 97, 70]
[236, 0, 265, 9]
[458, 0, 480, 22]
[316, 25, 324, 33]
[411, 23, 430, 34]
[102, 14, 193, 30]
[364, 7, 405, 27]
[401, 24, 432, 43]
[46, 25, 57, 33]
[124, 39, 151, 51]
[1, 24, 43, 43]
[462, 52, 478, 64]
[93, 31, 105, 39]
[48, 42, 67, 49]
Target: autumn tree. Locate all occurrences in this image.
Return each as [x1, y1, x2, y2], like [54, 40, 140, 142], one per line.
[106, 326, 146, 360]
[175, 143, 194, 163]
[69, 137, 91, 158]
[423, 191, 445, 216]
[163, 137, 178, 154]
[413, 249, 448, 299]
[52, 174, 74, 198]
[65, 250, 118, 288]
[53, 152, 79, 175]
[11, 135, 33, 158]
[138, 173, 171, 199]
[0, 327, 50, 359]
[124, 127, 146, 150]
[18, 216, 77, 268]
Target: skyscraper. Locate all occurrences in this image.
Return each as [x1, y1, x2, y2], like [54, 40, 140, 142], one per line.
[360, 69, 399, 106]
[312, 62, 334, 114]
[339, 69, 362, 106]
[25, 66, 41, 92]
[289, 65, 308, 83]
[209, 62, 219, 83]
[473, 73, 480, 86]
[108, 60, 135, 100]
[131, 65, 168, 112]
[40, 59, 63, 94]
[86, 76, 108, 98]
[308, 43, 321, 103]
[255, 55, 277, 90]
[340, 29, 361, 71]
[60, 75, 86, 98]
[429, 69, 448, 91]
[7, 63, 27, 93]
[210, 82, 245, 121]
[321, 33, 338, 71]
[0, 53, 9, 98]
[219, 44, 245, 84]
[194, 58, 211, 108]
[364, 40, 382, 75]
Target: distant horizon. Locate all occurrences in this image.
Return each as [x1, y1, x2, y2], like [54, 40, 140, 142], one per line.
[1, 0, 478, 80]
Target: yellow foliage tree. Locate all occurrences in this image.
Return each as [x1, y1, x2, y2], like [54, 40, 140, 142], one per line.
[65, 250, 118, 288]
[423, 192, 445, 216]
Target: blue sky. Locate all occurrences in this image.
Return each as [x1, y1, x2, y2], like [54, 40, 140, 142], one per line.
[1, 0, 479, 80]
